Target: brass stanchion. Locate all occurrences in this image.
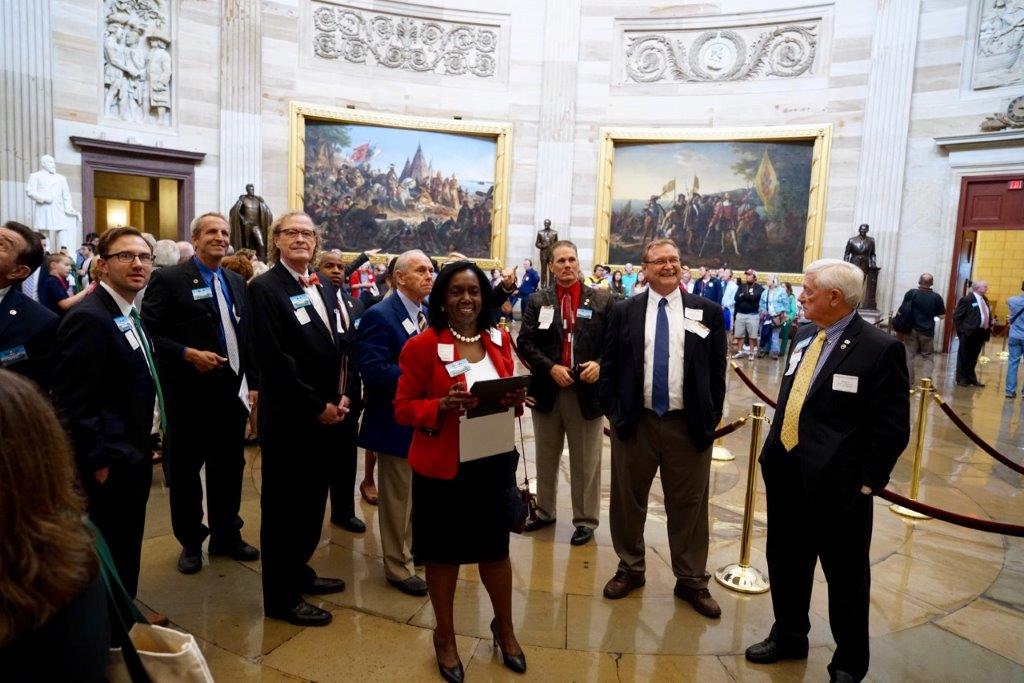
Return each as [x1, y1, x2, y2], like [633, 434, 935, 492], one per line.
[714, 403, 770, 594]
[890, 377, 932, 520]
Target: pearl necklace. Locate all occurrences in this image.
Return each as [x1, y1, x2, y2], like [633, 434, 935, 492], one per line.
[448, 324, 482, 343]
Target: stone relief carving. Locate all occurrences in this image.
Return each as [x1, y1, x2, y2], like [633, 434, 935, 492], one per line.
[103, 0, 172, 125]
[974, 0, 1024, 89]
[624, 23, 818, 83]
[980, 95, 1024, 130]
[311, 3, 497, 78]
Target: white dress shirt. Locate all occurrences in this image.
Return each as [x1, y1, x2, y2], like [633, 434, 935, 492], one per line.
[22, 267, 40, 301]
[643, 288, 685, 411]
[282, 261, 330, 329]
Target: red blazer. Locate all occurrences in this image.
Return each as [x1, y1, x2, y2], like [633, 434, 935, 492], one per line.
[394, 326, 517, 479]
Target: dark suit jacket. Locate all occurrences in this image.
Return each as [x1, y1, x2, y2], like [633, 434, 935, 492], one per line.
[354, 292, 424, 456]
[53, 286, 157, 474]
[141, 260, 249, 409]
[0, 286, 59, 392]
[759, 313, 910, 504]
[245, 262, 348, 447]
[953, 293, 992, 340]
[518, 284, 613, 420]
[599, 290, 727, 452]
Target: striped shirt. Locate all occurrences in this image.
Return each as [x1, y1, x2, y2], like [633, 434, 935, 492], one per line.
[809, 310, 858, 385]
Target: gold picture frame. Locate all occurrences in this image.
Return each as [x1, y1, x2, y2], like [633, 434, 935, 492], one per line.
[288, 102, 513, 269]
[594, 124, 833, 284]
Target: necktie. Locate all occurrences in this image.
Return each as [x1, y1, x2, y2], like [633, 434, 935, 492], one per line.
[298, 273, 320, 287]
[979, 297, 989, 329]
[129, 307, 167, 434]
[780, 330, 826, 452]
[417, 310, 427, 332]
[336, 292, 351, 333]
[652, 297, 670, 416]
[212, 275, 239, 374]
[560, 293, 573, 367]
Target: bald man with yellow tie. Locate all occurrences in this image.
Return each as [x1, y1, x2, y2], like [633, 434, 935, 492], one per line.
[745, 259, 910, 683]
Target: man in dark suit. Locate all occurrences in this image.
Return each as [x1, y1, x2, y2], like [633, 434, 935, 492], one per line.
[953, 280, 992, 387]
[517, 241, 613, 547]
[142, 212, 260, 575]
[0, 221, 58, 392]
[745, 259, 910, 683]
[53, 227, 161, 599]
[246, 211, 354, 626]
[598, 238, 726, 617]
[354, 249, 433, 597]
[318, 249, 367, 533]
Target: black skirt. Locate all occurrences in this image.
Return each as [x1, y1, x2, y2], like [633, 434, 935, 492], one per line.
[412, 449, 517, 565]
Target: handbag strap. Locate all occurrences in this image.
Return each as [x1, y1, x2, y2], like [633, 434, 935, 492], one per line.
[516, 415, 531, 486]
[1010, 304, 1024, 326]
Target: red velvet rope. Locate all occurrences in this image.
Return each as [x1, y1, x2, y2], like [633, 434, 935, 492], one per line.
[877, 488, 1024, 537]
[931, 395, 1024, 476]
[602, 415, 747, 441]
[730, 362, 779, 408]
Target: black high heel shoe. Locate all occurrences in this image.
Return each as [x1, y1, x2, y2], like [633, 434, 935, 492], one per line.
[490, 618, 527, 674]
[432, 634, 464, 682]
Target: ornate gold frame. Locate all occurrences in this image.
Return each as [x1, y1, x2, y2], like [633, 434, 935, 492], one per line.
[593, 124, 833, 284]
[288, 102, 513, 269]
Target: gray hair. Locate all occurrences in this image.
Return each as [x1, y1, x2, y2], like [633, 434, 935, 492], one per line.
[971, 280, 988, 292]
[804, 258, 864, 307]
[190, 211, 228, 238]
[394, 249, 429, 273]
[153, 239, 179, 267]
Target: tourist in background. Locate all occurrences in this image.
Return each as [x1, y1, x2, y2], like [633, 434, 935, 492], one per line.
[1005, 280, 1024, 399]
[897, 273, 946, 385]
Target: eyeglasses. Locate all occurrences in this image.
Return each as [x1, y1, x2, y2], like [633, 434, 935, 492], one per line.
[104, 251, 155, 264]
[279, 228, 316, 240]
[643, 257, 681, 267]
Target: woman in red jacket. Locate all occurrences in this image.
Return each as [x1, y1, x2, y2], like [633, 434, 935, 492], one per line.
[395, 261, 527, 682]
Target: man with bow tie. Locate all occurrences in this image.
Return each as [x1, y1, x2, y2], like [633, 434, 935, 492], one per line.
[245, 211, 353, 626]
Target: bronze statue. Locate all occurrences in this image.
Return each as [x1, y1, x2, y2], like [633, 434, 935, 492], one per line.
[534, 218, 559, 288]
[843, 223, 876, 274]
[229, 184, 272, 261]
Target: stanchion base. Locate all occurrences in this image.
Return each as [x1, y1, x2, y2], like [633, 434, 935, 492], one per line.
[714, 563, 770, 594]
[889, 503, 931, 520]
[712, 445, 736, 462]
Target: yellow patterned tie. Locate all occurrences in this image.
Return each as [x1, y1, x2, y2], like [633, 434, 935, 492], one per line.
[780, 329, 826, 452]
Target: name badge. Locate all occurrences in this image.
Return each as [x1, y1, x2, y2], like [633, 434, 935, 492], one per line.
[295, 308, 311, 326]
[445, 358, 471, 377]
[353, 317, 361, 329]
[538, 306, 555, 330]
[114, 315, 132, 333]
[124, 329, 141, 350]
[683, 318, 710, 338]
[576, 308, 593, 320]
[684, 307, 703, 321]
[832, 374, 859, 393]
[0, 345, 28, 366]
[794, 336, 812, 351]
[972, 302, 979, 308]
[290, 294, 310, 310]
[438, 343, 454, 362]
[490, 328, 503, 346]
[192, 287, 213, 301]
[785, 350, 804, 376]
[402, 318, 417, 335]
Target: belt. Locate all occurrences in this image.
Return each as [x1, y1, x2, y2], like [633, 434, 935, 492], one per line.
[643, 408, 684, 418]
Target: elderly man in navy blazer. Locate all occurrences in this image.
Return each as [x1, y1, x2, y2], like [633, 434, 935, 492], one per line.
[0, 221, 58, 392]
[354, 249, 434, 597]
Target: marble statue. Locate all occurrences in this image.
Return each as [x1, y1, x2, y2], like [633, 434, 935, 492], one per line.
[229, 184, 272, 261]
[25, 155, 80, 250]
[844, 223, 879, 311]
[534, 218, 559, 289]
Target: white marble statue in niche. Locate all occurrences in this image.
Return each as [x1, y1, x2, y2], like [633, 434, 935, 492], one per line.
[975, 0, 1024, 89]
[25, 155, 81, 251]
[102, 0, 172, 125]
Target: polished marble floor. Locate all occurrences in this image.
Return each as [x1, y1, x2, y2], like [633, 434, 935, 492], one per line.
[137, 342, 1024, 681]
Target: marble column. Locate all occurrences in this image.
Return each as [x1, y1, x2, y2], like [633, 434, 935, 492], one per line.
[531, 0, 581, 258]
[851, 0, 922, 313]
[0, 0, 54, 225]
[219, 0, 262, 215]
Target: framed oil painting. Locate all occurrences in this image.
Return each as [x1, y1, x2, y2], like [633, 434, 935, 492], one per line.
[594, 125, 832, 281]
[288, 103, 513, 268]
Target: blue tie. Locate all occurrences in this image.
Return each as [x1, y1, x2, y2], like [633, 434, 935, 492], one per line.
[653, 297, 670, 416]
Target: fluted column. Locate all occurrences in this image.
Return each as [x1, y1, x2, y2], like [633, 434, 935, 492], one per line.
[852, 0, 922, 311]
[531, 0, 581, 255]
[219, 0, 262, 214]
[0, 0, 54, 224]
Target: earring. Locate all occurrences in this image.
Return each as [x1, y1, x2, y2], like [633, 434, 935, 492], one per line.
[440, 305, 445, 311]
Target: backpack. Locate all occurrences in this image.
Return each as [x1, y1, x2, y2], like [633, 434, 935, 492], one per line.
[891, 291, 918, 334]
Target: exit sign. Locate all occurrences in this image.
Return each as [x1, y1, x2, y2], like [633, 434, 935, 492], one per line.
[1010, 179, 1023, 190]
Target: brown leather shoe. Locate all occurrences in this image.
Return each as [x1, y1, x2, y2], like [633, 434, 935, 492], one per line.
[602, 570, 645, 599]
[674, 584, 721, 618]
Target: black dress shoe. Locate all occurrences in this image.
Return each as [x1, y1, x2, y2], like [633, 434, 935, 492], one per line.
[433, 634, 464, 683]
[304, 576, 346, 595]
[970, 381, 986, 388]
[177, 547, 202, 574]
[523, 517, 555, 533]
[570, 526, 594, 546]
[830, 670, 858, 683]
[208, 538, 260, 562]
[490, 619, 526, 674]
[266, 601, 332, 626]
[387, 575, 428, 597]
[331, 516, 366, 533]
[744, 636, 809, 664]
[956, 381, 970, 387]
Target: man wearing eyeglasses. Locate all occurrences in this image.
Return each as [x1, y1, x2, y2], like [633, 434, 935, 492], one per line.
[53, 226, 162, 602]
[245, 211, 354, 626]
[142, 212, 260, 576]
[598, 238, 727, 618]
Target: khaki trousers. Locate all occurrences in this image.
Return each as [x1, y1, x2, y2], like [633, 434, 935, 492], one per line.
[610, 411, 712, 588]
[902, 328, 935, 385]
[377, 452, 415, 581]
[530, 388, 604, 529]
